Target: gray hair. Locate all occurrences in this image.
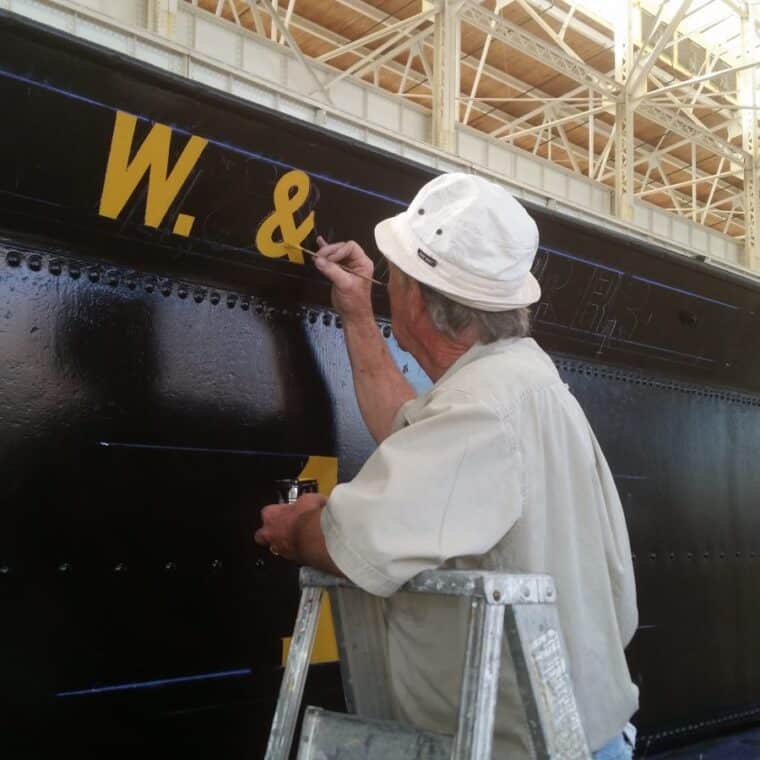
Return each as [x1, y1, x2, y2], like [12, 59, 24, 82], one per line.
[419, 283, 531, 343]
[392, 265, 531, 343]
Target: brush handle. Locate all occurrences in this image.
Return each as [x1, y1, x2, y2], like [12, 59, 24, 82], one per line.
[286, 243, 383, 286]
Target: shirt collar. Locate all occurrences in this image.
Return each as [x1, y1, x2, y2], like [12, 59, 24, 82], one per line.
[393, 338, 532, 431]
[436, 337, 525, 387]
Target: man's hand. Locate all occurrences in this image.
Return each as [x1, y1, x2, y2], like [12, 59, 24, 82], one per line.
[314, 236, 375, 320]
[254, 492, 326, 560]
[254, 492, 343, 576]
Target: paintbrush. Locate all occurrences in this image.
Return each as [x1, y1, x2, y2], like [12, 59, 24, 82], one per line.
[285, 242, 383, 286]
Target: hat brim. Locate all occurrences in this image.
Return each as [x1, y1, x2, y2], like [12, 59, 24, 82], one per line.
[375, 214, 541, 312]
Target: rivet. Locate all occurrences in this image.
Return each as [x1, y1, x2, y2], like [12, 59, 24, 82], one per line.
[177, 285, 188, 299]
[210, 292, 220, 305]
[382, 325, 392, 338]
[521, 585, 531, 598]
[281, 307, 289, 317]
[211, 559, 222, 570]
[308, 310, 317, 324]
[69, 264, 81, 279]
[240, 298, 250, 311]
[6, 251, 22, 267]
[493, 590, 502, 602]
[418, 208, 425, 215]
[687, 552, 694, 560]
[226, 294, 238, 308]
[255, 558, 265, 569]
[106, 270, 119, 287]
[255, 303, 265, 314]
[27, 255, 42, 272]
[436, 228, 443, 235]
[58, 562, 71, 574]
[49, 260, 62, 276]
[193, 288, 206, 303]
[125, 274, 137, 290]
[160, 280, 172, 296]
[114, 562, 127, 573]
[164, 561, 176, 572]
[703, 552, 710, 559]
[144, 277, 156, 293]
[669, 553, 675, 560]
[649, 552, 656, 560]
[323, 313, 332, 326]
[335, 316, 343, 329]
[88, 267, 101, 283]
[0, 564, 9, 575]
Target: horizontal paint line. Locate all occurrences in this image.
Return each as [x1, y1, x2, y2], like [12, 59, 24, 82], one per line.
[98, 441, 315, 458]
[0, 70, 740, 309]
[536, 318, 716, 364]
[0, 67, 407, 208]
[57, 667, 251, 697]
[540, 245, 738, 310]
[613, 474, 650, 481]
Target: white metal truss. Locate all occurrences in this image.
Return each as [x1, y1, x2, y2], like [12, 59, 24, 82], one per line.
[431, 0, 461, 151]
[166, 0, 759, 269]
[740, 0, 759, 267]
[6, 0, 759, 275]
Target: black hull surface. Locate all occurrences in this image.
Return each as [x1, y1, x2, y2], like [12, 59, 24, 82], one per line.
[1, 10, 759, 757]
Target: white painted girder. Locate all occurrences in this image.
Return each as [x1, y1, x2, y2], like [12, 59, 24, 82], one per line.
[278, 5, 738, 221]
[740, 0, 759, 268]
[4, 0, 755, 271]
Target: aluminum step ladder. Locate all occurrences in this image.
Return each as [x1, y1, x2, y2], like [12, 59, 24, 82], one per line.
[264, 567, 591, 759]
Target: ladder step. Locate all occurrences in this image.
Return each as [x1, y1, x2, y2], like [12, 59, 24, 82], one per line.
[297, 707, 453, 760]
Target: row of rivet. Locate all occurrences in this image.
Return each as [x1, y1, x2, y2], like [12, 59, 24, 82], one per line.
[557, 358, 760, 408]
[0, 558, 268, 575]
[4, 250, 393, 338]
[631, 551, 758, 561]
[6, 553, 758, 574]
[641, 704, 760, 742]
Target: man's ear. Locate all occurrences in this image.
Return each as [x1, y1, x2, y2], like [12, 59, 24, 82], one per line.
[406, 280, 440, 343]
[406, 278, 427, 321]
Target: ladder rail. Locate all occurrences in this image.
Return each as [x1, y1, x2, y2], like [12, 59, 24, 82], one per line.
[267, 567, 591, 760]
[451, 598, 505, 760]
[264, 585, 323, 760]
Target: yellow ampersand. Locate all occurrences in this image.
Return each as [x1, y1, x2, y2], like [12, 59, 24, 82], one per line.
[255, 169, 315, 264]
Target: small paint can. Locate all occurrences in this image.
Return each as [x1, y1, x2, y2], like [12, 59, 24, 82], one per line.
[275, 478, 319, 504]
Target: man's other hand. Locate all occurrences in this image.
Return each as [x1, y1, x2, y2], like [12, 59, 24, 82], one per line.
[313, 236, 375, 320]
[254, 492, 327, 560]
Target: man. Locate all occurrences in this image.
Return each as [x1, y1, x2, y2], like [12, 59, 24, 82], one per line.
[254, 173, 639, 759]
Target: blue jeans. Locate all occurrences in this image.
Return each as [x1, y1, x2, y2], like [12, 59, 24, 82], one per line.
[592, 733, 633, 760]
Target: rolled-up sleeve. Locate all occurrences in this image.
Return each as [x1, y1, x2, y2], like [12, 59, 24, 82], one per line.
[321, 387, 523, 596]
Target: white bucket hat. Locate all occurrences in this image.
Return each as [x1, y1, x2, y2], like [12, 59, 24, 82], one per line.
[374, 173, 541, 311]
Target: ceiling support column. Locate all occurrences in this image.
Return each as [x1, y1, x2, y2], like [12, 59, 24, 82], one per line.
[613, 0, 641, 223]
[148, 0, 178, 39]
[431, 0, 460, 152]
[740, 1, 759, 271]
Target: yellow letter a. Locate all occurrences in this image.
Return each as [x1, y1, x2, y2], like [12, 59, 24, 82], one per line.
[99, 111, 208, 229]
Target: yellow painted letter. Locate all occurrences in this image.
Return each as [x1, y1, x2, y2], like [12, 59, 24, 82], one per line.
[99, 111, 207, 236]
[255, 170, 315, 264]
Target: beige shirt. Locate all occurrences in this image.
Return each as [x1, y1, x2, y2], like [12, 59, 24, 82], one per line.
[321, 337, 639, 756]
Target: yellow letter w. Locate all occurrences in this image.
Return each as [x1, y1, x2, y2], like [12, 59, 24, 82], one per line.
[99, 111, 208, 233]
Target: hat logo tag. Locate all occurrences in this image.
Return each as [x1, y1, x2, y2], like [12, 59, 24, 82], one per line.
[417, 249, 437, 267]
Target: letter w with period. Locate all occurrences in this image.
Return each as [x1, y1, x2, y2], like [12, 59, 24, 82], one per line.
[99, 111, 207, 237]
